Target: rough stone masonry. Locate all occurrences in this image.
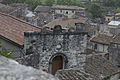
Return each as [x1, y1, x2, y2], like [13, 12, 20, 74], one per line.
[23, 25, 88, 74]
[0, 55, 59, 80]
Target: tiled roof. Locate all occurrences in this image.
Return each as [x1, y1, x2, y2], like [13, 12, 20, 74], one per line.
[0, 0, 3, 2]
[0, 3, 16, 14]
[44, 18, 87, 29]
[55, 69, 94, 80]
[112, 33, 120, 44]
[10, 3, 29, 9]
[34, 6, 51, 12]
[85, 55, 119, 80]
[90, 33, 113, 45]
[52, 5, 85, 10]
[84, 24, 98, 33]
[0, 12, 41, 46]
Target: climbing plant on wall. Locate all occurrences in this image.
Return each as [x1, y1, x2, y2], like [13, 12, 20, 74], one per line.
[0, 42, 13, 58]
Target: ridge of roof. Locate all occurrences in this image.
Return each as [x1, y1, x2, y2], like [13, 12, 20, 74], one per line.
[90, 33, 113, 45]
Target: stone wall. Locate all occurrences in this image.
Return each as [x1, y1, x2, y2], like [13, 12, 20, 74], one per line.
[108, 43, 120, 66]
[23, 26, 88, 73]
[0, 55, 59, 80]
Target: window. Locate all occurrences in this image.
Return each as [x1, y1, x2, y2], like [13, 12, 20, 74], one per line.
[60, 10, 62, 13]
[94, 44, 98, 50]
[66, 11, 68, 14]
[93, 31, 97, 35]
[72, 10, 74, 13]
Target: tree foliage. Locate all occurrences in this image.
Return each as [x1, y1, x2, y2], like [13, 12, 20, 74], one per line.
[56, 0, 84, 7]
[103, 0, 120, 8]
[44, 0, 55, 6]
[25, 0, 42, 9]
[115, 8, 120, 13]
[87, 3, 102, 18]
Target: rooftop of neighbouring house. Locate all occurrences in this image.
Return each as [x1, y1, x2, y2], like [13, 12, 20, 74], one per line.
[9, 3, 29, 9]
[0, 12, 41, 46]
[0, 3, 16, 14]
[90, 33, 113, 45]
[108, 21, 120, 26]
[51, 5, 85, 10]
[85, 54, 120, 80]
[44, 18, 87, 29]
[112, 33, 120, 44]
[55, 69, 94, 80]
[115, 13, 120, 16]
[34, 6, 51, 12]
[55, 54, 119, 80]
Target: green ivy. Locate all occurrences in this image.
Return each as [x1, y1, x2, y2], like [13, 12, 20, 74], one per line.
[0, 42, 13, 58]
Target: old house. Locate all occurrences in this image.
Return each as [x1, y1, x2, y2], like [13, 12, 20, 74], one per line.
[33, 6, 53, 26]
[0, 3, 16, 14]
[19, 25, 88, 75]
[90, 33, 113, 53]
[51, 5, 85, 18]
[115, 13, 120, 20]
[0, 12, 41, 58]
[25, 11, 36, 24]
[34, 6, 51, 14]
[108, 21, 120, 35]
[105, 12, 114, 22]
[109, 33, 120, 67]
[33, 13, 53, 26]
[85, 54, 120, 80]
[9, 3, 32, 19]
[43, 18, 87, 30]
[55, 52, 120, 80]
[72, 11, 86, 19]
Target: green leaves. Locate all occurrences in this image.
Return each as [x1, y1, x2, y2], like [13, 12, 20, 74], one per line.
[56, 0, 84, 7]
[44, 0, 55, 6]
[4, 0, 84, 9]
[0, 51, 13, 58]
[0, 42, 13, 58]
[87, 3, 102, 18]
[103, 0, 120, 8]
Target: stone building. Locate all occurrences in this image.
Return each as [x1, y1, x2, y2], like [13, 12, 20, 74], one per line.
[108, 33, 120, 67]
[0, 12, 41, 58]
[51, 5, 85, 18]
[90, 33, 113, 53]
[23, 25, 87, 75]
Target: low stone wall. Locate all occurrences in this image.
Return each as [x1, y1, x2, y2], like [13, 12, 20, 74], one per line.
[0, 55, 59, 80]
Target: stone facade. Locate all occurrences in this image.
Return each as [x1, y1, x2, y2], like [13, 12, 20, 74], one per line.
[108, 43, 120, 66]
[23, 26, 87, 74]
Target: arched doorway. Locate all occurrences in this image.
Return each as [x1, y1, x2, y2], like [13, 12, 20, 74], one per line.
[49, 53, 68, 75]
[52, 56, 63, 75]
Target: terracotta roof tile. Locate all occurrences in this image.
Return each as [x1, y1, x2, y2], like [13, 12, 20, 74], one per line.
[55, 69, 94, 80]
[90, 33, 113, 45]
[44, 18, 87, 29]
[112, 33, 120, 44]
[85, 55, 119, 80]
[52, 5, 85, 10]
[0, 3, 16, 14]
[0, 12, 41, 46]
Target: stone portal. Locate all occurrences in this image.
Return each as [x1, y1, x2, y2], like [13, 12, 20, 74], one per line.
[52, 56, 64, 75]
